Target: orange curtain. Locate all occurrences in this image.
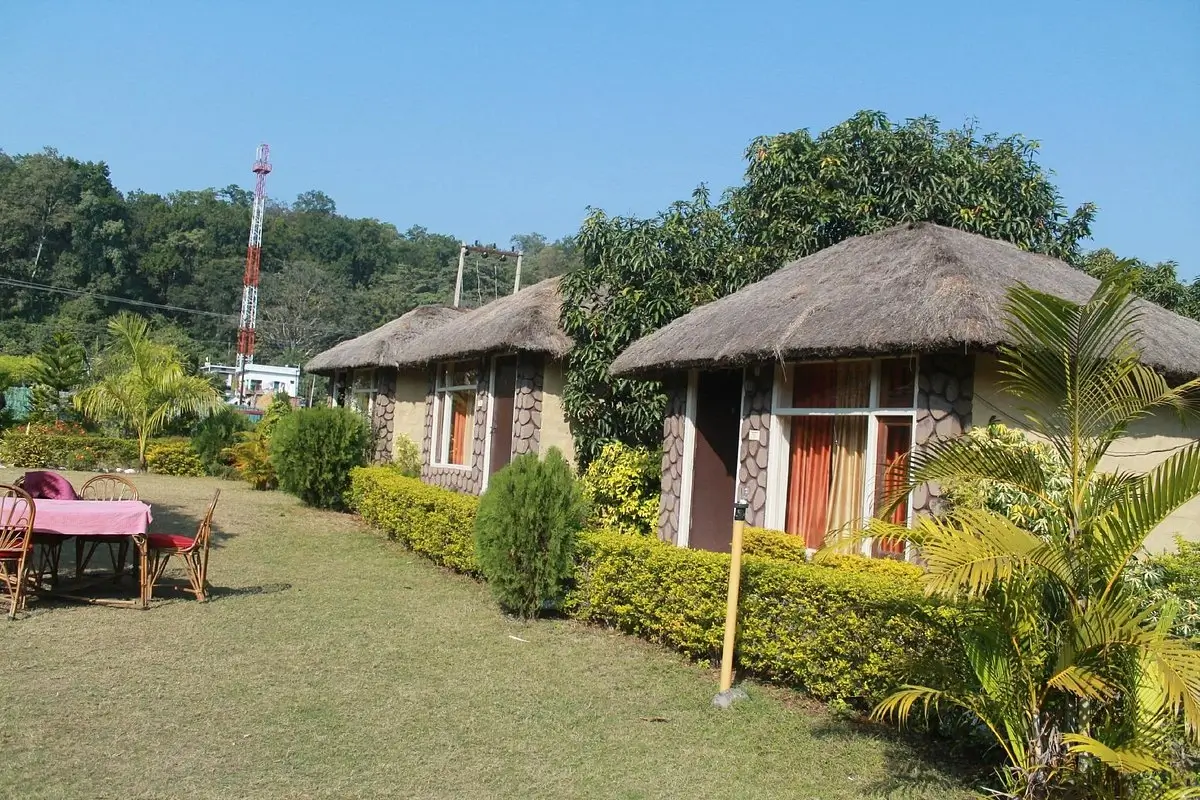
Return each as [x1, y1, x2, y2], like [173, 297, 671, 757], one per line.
[786, 417, 834, 549]
[449, 392, 472, 465]
[873, 418, 912, 557]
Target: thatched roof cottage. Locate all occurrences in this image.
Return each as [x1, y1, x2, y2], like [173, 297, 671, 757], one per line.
[611, 222, 1200, 554]
[307, 277, 575, 495]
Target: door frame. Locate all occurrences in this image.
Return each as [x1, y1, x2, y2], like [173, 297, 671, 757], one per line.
[676, 370, 699, 548]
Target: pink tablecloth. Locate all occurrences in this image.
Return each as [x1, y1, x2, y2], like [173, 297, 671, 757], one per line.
[0, 498, 152, 537]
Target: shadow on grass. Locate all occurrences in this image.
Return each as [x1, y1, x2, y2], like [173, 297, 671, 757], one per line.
[149, 501, 233, 547]
[806, 716, 994, 797]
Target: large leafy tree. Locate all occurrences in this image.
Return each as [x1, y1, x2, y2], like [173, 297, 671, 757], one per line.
[562, 188, 734, 461]
[869, 280, 1200, 798]
[75, 314, 221, 466]
[562, 111, 1100, 464]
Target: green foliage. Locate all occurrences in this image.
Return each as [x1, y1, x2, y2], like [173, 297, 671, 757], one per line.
[579, 441, 661, 535]
[225, 430, 276, 490]
[257, 391, 293, 439]
[270, 407, 369, 509]
[567, 532, 963, 706]
[0, 355, 39, 389]
[390, 433, 421, 478]
[0, 426, 140, 470]
[742, 526, 927, 582]
[347, 466, 964, 707]
[144, 440, 205, 477]
[1126, 538, 1200, 642]
[1082, 249, 1200, 321]
[562, 111, 1101, 463]
[27, 331, 86, 423]
[474, 450, 586, 618]
[75, 313, 220, 466]
[942, 421, 1071, 536]
[869, 279, 1200, 797]
[347, 467, 480, 573]
[190, 406, 251, 475]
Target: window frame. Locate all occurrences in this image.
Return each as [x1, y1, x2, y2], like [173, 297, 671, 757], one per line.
[433, 360, 478, 469]
[766, 356, 919, 558]
[349, 368, 378, 419]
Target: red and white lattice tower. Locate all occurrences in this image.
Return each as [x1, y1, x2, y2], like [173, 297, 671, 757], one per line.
[235, 143, 272, 401]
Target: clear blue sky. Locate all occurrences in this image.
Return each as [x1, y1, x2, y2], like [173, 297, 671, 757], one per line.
[3, 1, 1197, 277]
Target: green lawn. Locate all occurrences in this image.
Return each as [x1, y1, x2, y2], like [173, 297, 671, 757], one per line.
[0, 471, 976, 799]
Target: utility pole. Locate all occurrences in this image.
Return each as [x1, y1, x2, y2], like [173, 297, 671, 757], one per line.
[453, 243, 523, 308]
[235, 143, 272, 404]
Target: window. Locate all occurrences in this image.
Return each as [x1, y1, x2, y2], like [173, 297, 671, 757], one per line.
[776, 357, 916, 555]
[349, 369, 377, 417]
[435, 362, 478, 467]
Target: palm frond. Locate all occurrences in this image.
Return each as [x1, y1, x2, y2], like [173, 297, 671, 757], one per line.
[1061, 733, 1168, 774]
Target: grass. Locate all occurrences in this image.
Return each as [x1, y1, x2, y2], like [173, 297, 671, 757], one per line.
[0, 470, 977, 799]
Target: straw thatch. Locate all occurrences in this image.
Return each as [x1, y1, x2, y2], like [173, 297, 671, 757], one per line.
[610, 222, 1200, 379]
[396, 277, 572, 365]
[304, 305, 465, 373]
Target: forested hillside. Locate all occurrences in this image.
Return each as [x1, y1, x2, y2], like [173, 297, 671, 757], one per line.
[0, 148, 579, 366]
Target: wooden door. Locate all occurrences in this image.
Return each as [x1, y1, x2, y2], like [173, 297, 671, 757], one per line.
[688, 370, 743, 552]
[489, 356, 518, 475]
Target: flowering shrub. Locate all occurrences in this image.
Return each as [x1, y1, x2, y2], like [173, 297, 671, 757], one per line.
[579, 442, 661, 536]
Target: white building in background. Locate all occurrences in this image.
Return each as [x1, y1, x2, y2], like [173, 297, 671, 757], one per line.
[201, 361, 301, 406]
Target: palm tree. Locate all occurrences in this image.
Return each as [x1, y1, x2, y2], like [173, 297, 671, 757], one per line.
[868, 279, 1200, 799]
[75, 314, 221, 468]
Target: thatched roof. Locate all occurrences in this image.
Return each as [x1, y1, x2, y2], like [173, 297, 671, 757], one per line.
[611, 222, 1200, 378]
[396, 277, 572, 365]
[305, 305, 465, 373]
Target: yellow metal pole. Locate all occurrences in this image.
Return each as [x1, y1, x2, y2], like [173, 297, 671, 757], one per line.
[718, 498, 749, 693]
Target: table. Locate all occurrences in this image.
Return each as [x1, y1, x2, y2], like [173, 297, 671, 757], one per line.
[1, 498, 154, 609]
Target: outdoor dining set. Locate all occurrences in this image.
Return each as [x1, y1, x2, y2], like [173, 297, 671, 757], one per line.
[0, 472, 219, 618]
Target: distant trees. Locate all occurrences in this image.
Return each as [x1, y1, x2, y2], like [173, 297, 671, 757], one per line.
[0, 147, 580, 366]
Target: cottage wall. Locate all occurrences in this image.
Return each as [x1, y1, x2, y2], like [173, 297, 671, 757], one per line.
[657, 376, 688, 545]
[539, 359, 575, 465]
[738, 364, 773, 527]
[370, 371, 396, 463]
[973, 354, 1200, 551]
[512, 354, 543, 458]
[912, 353, 975, 516]
[391, 371, 428, 453]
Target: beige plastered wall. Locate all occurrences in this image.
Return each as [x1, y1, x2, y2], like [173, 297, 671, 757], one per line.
[540, 359, 576, 467]
[391, 369, 429, 454]
[973, 354, 1200, 552]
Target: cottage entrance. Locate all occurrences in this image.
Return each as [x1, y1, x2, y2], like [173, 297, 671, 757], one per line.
[688, 370, 742, 552]
[489, 355, 518, 475]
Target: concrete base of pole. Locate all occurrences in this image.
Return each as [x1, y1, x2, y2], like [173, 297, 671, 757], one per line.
[712, 687, 749, 709]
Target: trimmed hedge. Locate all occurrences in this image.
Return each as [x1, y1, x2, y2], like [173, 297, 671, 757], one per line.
[743, 526, 927, 582]
[145, 440, 206, 477]
[0, 430, 139, 471]
[348, 468, 481, 574]
[348, 466, 966, 707]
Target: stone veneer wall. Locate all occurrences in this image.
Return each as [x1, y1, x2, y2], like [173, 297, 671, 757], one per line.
[738, 364, 772, 527]
[657, 376, 688, 545]
[511, 354, 543, 457]
[912, 353, 974, 515]
[420, 360, 489, 494]
[370, 370, 397, 464]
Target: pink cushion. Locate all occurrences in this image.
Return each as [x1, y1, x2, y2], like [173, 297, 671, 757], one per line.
[22, 471, 79, 501]
[148, 534, 195, 550]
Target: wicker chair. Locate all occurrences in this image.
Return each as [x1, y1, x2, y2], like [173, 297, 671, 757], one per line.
[76, 475, 140, 577]
[145, 490, 219, 603]
[0, 484, 36, 619]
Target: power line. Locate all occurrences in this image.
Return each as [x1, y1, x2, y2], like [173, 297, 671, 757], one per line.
[0, 275, 236, 320]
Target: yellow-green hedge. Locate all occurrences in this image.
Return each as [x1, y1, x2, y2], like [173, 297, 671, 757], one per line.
[743, 527, 927, 582]
[348, 466, 965, 707]
[348, 467, 481, 574]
